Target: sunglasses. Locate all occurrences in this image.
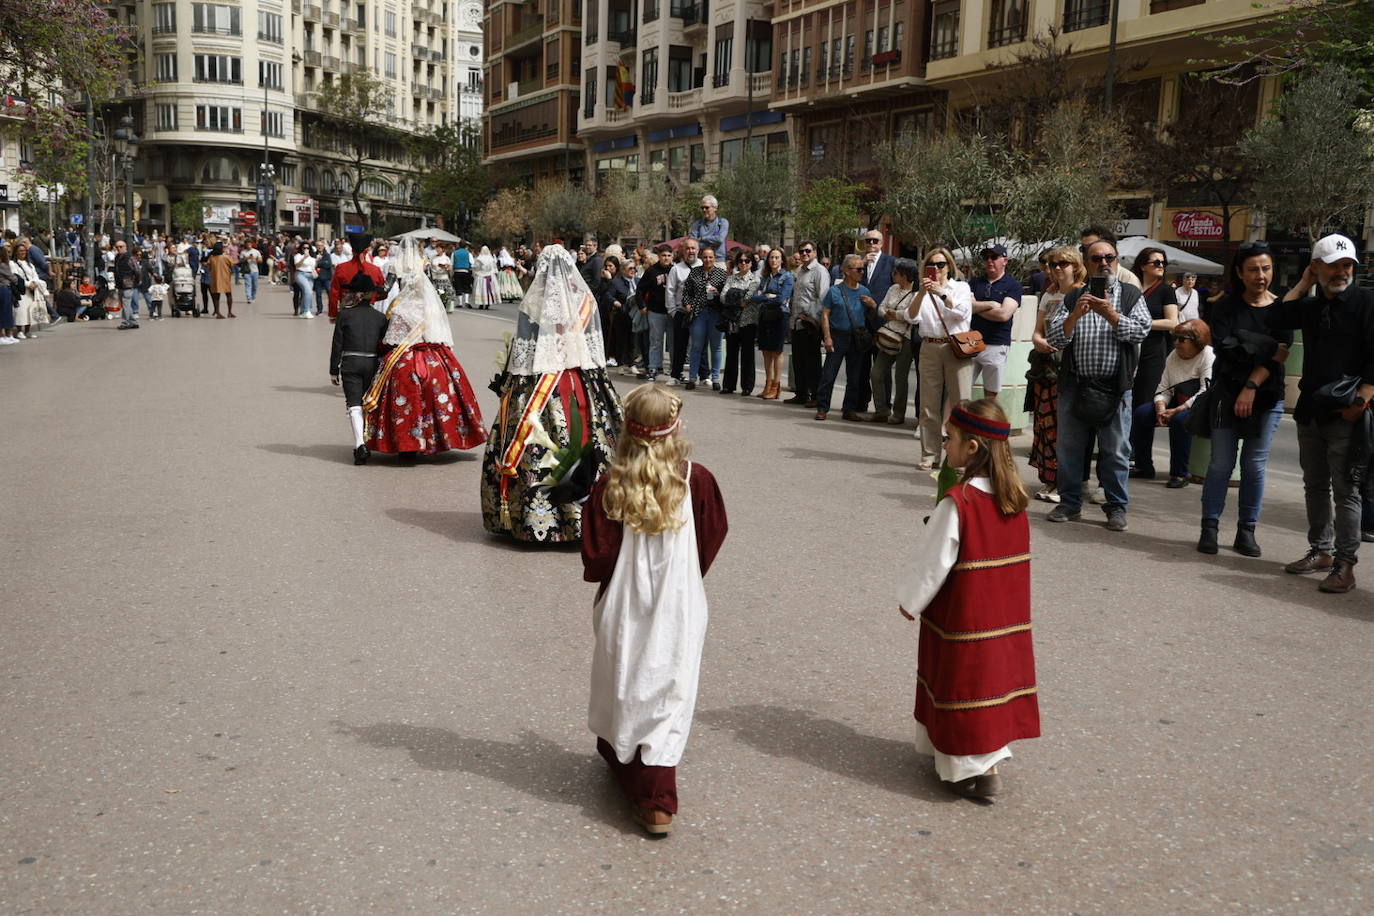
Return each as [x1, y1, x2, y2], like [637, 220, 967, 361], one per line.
[700, 206, 712, 210]
[863, 238, 882, 244]
[926, 261, 948, 268]
[1143, 259, 1168, 268]
[1050, 260, 1074, 269]
[799, 248, 814, 254]
[1238, 241, 1270, 253]
[1090, 254, 1117, 264]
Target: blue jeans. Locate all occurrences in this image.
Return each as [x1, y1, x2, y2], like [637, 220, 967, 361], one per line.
[243, 270, 258, 301]
[688, 309, 723, 381]
[295, 274, 315, 315]
[1201, 402, 1283, 525]
[314, 278, 329, 313]
[1130, 401, 1193, 478]
[646, 311, 670, 373]
[815, 331, 867, 414]
[1056, 375, 1131, 513]
[120, 287, 140, 322]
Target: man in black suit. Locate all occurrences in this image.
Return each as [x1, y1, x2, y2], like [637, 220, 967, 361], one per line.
[329, 272, 389, 465]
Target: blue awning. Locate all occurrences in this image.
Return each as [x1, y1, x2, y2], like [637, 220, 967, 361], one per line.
[719, 110, 785, 132]
[646, 122, 702, 143]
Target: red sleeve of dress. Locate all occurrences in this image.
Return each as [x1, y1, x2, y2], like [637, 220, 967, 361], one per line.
[690, 464, 728, 576]
[580, 476, 623, 584]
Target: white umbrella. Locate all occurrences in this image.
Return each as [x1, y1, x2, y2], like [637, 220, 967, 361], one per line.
[951, 237, 1061, 264]
[393, 227, 462, 244]
[1117, 237, 1223, 276]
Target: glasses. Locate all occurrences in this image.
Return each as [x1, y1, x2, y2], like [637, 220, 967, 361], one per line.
[700, 206, 712, 211]
[1090, 253, 1117, 264]
[1172, 334, 1196, 343]
[1238, 241, 1270, 253]
[1143, 259, 1168, 268]
[1050, 260, 1074, 269]
[864, 238, 882, 244]
[926, 261, 948, 268]
[843, 266, 861, 272]
[799, 248, 814, 254]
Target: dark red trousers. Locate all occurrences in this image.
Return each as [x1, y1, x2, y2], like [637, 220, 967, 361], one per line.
[597, 738, 677, 814]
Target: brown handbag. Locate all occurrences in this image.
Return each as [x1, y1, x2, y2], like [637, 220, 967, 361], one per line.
[934, 291, 986, 359]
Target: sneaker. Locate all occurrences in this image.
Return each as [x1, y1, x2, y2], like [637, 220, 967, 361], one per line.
[50, 316, 65, 326]
[711, 379, 721, 391]
[15, 331, 26, 339]
[0, 337, 15, 345]
[664, 376, 679, 387]
[1086, 485, 1107, 505]
[607, 358, 619, 367]
[1046, 505, 1081, 523]
[1105, 507, 1128, 532]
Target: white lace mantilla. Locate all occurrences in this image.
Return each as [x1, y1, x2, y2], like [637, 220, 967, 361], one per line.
[505, 244, 608, 376]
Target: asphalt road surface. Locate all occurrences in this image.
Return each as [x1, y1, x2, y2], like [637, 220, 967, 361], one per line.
[2, 283, 1370, 913]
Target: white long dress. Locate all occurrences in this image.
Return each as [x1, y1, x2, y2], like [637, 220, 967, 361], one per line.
[588, 467, 709, 767]
[472, 249, 500, 308]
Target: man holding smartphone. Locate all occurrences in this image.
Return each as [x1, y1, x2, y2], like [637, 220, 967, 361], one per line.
[969, 244, 1024, 400]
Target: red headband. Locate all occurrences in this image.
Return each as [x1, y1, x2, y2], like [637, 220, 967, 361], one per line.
[624, 415, 681, 441]
[949, 405, 1010, 441]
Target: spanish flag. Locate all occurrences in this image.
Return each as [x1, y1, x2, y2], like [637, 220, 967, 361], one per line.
[614, 63, 635, 110]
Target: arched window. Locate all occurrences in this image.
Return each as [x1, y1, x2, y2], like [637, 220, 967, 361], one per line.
[201, 155, 241, 183]
[323, 169, 336, 192]
[303, 166, 318, 192]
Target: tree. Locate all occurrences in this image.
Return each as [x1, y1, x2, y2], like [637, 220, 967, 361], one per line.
[624, 173, 685, 244]
[589, 170, 640, 242]
[875, 133, 1005, 255]
[1134, 74, 1256, 262]
[171, 196, 207, 234]
[1, 0, 130, 204]
[707, 149, 795, 247]
[406, 122, 495, 233]
[1204, 0, 1374, 94]
[531, 181, 595, 244]
[312, 72, 403, 226]
[792, 177, 866, 259]
[1240, 65, 1374, 241]
[473, 186, 532, 244]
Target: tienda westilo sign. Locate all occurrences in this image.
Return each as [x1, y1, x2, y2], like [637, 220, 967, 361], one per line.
[1172, 211, 1225, 239]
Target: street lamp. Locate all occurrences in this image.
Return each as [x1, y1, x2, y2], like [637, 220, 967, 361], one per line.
[258, 161, 277, 234]
[111, 111, 139, 245]
[411, 184, 424, 230]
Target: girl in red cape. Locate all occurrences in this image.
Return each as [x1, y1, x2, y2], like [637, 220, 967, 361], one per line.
[897, 398, 1040, 800]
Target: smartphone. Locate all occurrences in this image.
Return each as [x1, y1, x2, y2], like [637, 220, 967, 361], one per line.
[1089, 276, 1107, 298]
[924, 266, 938, 282]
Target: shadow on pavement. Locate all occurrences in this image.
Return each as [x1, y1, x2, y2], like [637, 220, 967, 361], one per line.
[258, 442, 354, 465]
[696, 704, 955, 804]
[335, 721, 636, 835]
[272, 385, 339, 396]
[780, 446, 915, 468]
[386, 507, 583, 552]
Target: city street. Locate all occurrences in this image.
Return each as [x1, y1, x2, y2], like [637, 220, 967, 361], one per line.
[2, 282, 1371, 913]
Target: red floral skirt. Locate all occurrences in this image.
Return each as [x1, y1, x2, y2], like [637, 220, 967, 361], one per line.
[365, 343, 487, 454]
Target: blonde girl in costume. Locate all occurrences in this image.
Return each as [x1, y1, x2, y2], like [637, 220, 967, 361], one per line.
[896, 398, 1039, 800]
[581, 384, 728, 835]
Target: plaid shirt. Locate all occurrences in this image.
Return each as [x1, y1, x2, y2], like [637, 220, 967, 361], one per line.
[1046, 281, 1150, 378]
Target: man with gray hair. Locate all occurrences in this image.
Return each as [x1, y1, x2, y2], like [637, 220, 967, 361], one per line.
[689, 196, 729, 251]
[814, 253, 877, 421]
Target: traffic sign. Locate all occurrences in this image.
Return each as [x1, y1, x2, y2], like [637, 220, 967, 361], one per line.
[240, 210, 258, 226]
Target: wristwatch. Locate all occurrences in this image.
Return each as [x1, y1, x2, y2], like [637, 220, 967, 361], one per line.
[1243, 380, 1259, 390]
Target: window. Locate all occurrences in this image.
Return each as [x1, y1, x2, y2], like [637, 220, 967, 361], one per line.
[261, 110, 285, 137]
[155, 53, 178, 82]
[280, 164, 296, 186]
[584, 72, 597, 117]
[259, 61, 283, 89]
[988, 0, 1026, 47]
[876, 25, 888, 52]
[1063, 0, 1110, 31]
[689, 143, 705, 183]
[195, 105, 242, 132]
[384, 10, 397, 36]
[744, 20, 770, 72]
[801, 46, 811, 84]
[155, 103, 178, 131]
[668, 52, 692, 92]
[466, 68, 482, 91]
[650, 148, 666, 172]
[930, 1, 960, 60]
[191, 3, 241, 35]
[844, 35, 855, 73]
[893, 108, 934, 145]
[864, 29, 874, 66]
[200, 155, 241, 183]
[303, 166, 319, 192]
[258, 11, 283, 43]
[712, 36, 732, 88]
[384, 52, 397, 77]
[641, 48, 658, 102]
[153, 2, 176, 32]
[893, 22, 904, 53]
[669, 145, 686, 174]
[194, 54, 243, 84]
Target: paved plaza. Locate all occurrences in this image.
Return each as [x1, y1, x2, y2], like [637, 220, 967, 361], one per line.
[2, 283, 1371, 912]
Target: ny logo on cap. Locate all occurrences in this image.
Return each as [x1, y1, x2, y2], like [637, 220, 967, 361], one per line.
[1337, 240, 1348, 250]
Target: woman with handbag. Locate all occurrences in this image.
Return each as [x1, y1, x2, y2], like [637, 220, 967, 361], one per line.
[720, 250, 760, 396]
[751, 248, 794, 400]
[868, 259, 920, 425]
[1195, 242, 1292, 557]
[683, 246, 728, 391]
[1025, 246, 1083, 501]
[814, 254, 878, 421]
[907, 247, 975, 469]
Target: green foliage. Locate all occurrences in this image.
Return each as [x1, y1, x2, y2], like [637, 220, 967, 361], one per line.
[531, 182, 594, 244]
[171, 196, 206, 233]
[589, 171, 641, 242]
[792, 177, 866, 259]
[474, 186, 532, 243]
[706, 149, 796, 246]
[1204, 1, 1374, 95]
[313, 72, 402, 225]
[625, 173, 685, 244]
[406, 123, 493, 230]
[1240, 65, 1374, 241]
[875, 133, 1005, 255]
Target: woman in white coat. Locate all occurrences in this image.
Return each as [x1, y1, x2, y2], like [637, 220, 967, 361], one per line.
[9, 241, 49, 339]
[471, 245, 499, 310]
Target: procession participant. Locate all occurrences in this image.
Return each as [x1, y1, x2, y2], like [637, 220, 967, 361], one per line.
[329, 272, 390, 465]
[453, 242, 474, 308]
[327, 233, 385, 322]
[472, 245, 500, 309]
[361, 240, 486, 457]
[896, 399, 1039, 800]
[429, 243, 456, 313]
[481, 244, 625, 543]
[497, 245, 523, 302]
[582, 384, 728, 835]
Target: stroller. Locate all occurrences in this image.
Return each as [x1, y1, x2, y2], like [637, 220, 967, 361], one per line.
[171, 263, 197, 317]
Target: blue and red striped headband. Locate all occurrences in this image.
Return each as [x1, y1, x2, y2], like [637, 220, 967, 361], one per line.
[949, 405, 1010, 441]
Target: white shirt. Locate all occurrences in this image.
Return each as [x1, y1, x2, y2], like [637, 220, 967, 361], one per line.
[241, 249, 262, 273]
[911, 279, 973, 339]
[294, 253, 317, 276]
[896, 477, 992, 616]
[148, 282, 169, 301]
[666, 258, 701, 315]
[1153, 346, 1215, 408]
[877, 283, 919, 326]
[1175, 286, 1200, 322]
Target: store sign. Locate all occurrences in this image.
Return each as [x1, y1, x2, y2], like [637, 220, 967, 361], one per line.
[1172, 211, 1225, 239]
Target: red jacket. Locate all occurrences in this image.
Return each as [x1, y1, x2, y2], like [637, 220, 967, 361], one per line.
[328, 258, 385, 320]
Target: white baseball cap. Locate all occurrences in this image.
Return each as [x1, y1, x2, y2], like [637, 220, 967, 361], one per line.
[1311, 233, 1358, 264]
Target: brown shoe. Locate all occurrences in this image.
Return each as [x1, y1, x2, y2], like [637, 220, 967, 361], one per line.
[841, 411, 863, 421]
[946, 766, 1001, 800]
[1318, 562, 1356, 594]
[886, 416, 905, 425]
[783, 395, 807, 404]
[761, 380, 780, 400]
[814, 411, 827, 421]
[1284, 549, 1334, 575]
[863, 413, 888, 423]
[632, 805, 673, 835]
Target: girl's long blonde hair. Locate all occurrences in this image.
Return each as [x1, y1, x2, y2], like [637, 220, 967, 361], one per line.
[601, 385, 692, 535]
[954, 398, 1029, 516]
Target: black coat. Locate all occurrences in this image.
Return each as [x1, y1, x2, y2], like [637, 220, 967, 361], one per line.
[329, 305, 389, 376]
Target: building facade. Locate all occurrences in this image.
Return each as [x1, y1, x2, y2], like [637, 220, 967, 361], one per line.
[114, 0, 481, 238]
[481, 0, 585, 184]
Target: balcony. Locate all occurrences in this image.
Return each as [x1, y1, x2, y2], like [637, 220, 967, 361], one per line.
[258, 30, 284, 44]
[303, 50, 322, 66]
[294, 91, 318, 110]
[1063, 0, 1110, 31]
[667, 87, 700, 111]
[712, 71, 729, 89]
[430, 49, 443, 62]
[644, 1, 659, 23]
[678, 1, 707, 28]
[291, 0, 301, 11]
[412, 45, 429, 59]
[640, 87, 655, 104]
[506, 19, 545, 51]
[749, 71, 771, 94]
[608, 27, 636, 48]
[429, 10, 444, 26]
[323, 55, 340, 70]
[341, 17, 357, 31]
[323, 11, 339, 27]
[987, 23, 1025, 47]
[304, 4, 321, 20]
[342, 60, 360, 74]
[517, 76, 541, 97]
[411, 84, 426, 98]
